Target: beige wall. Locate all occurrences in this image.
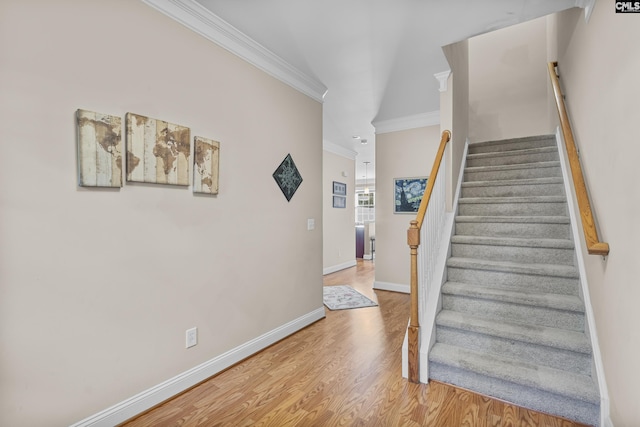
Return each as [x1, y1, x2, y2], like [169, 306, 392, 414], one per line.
[374, 125, 441, 288]
[442, 40, 469, 210]
[468, 17, 551, 142]
[323, 150, 356, 271]
[0, 1, 323, 426]
[553, 4, 640, 425]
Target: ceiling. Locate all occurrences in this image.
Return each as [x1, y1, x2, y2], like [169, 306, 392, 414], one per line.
[160, 0, 583, 184]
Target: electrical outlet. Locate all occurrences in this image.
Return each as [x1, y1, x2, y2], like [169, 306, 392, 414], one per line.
[186, 327, 197, 348]
[307, 218, 315, 230]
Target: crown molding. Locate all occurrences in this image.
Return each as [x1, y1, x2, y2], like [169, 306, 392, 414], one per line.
[372, 111, 440, 135]
[323, 140, 358, 160]
[574, 0, 596, 22]
[141, 0, 327, 102]
[434, 70, 451, 92]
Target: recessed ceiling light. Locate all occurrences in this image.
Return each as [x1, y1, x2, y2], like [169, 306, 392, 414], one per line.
[361, 139, 368, 144]
[352, 135, 360, 139]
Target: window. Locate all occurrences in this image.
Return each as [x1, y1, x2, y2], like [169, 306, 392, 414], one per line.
[355, 192, 375, 223]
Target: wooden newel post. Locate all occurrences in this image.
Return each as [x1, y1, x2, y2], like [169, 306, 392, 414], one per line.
[407, 220, 420, 383]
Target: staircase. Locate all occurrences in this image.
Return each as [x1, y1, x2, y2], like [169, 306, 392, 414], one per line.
[428, 135, 600, 426]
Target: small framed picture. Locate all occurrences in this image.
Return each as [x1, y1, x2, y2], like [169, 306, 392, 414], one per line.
[333, 181, 347, 196]
[394, 177, 428, 214]
[333, 195, 346, 208]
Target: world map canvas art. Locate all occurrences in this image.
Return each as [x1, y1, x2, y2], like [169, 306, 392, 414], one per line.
[193, 136, 220, 195]
[126, 113, 191, 186]
[76, 109, 123, 187]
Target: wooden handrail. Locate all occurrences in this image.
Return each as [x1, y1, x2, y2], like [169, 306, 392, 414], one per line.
[407, 130, 451, 383]
[548, 62, 609, 256]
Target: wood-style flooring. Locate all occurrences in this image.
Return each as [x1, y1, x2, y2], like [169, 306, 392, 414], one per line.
[121, 260, 588, 427]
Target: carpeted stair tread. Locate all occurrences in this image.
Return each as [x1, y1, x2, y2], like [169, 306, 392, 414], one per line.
[458, 197, 567, 217]
[467, 147, 558, 167]
[442, 282, 584, 312]
[451, 235, 575, 265]
[455, 215, 570, 224]
[469, 135, 556, 154]
[467, 145, 558, 161]
[436, 309, 592, 354]
[429, 343, 599, 405]
[451, 235, 574, 249]
[447, 257, 579, 278]
[461, 177, 563, 188]
[459, 196, 566, 204]
[465, 160, 560, 173]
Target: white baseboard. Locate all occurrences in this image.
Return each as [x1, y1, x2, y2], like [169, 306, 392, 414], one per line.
[70, 308, 326, 427]
[323, 260, 357, 275]
[373, 281, 410, 294]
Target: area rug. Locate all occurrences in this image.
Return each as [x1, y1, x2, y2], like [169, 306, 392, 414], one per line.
[323, 285, 378, 310]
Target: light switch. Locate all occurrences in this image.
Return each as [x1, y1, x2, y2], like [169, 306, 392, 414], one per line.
[307, 218, 315, 230]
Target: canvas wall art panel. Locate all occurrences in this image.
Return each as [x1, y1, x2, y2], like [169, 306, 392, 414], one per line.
[76, 109, 123, 187]
[193, 136, 220, 194]
[273, 153, 303, 202]
[126, 113, 191, 186]
[394, 177, 428, 213]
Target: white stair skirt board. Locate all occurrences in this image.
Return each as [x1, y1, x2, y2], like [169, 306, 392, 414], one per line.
[373, 281, 410, 294]
[323, 260, 357, 275]
[70, 308, 326, 427]
[555, 128, 612, 427]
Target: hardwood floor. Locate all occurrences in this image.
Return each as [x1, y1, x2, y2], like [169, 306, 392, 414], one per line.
[121, 260, 588, 427]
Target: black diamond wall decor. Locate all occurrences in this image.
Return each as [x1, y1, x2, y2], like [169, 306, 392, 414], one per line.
[273, 153, 303, 202]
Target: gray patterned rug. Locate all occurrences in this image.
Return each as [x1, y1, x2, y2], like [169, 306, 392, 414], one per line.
[323, 285, 378, 310]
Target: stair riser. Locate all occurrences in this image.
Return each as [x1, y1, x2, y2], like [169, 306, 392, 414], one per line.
[447, 267, 579, 295]
[451, 243, 575, 265]
[442, 295, 584, 331]
[465, 166, 561, 181]
[428, 362, 599, 426]
[436, 326, 592, 375]
[458, 202, 567, 217]
[461, 183, 564, 198]
[468, 139, 556, 154]
[455, 222, 571, 239]
[467, 151, 559, 168]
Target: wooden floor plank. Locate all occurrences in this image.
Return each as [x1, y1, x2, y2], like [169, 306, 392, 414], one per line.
[121, 260, 590, 427]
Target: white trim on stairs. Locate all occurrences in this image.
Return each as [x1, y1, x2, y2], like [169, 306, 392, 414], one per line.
[69, 308, 326, 427]
[555, 128, 612, 427]
[323, 260, 357, 275]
